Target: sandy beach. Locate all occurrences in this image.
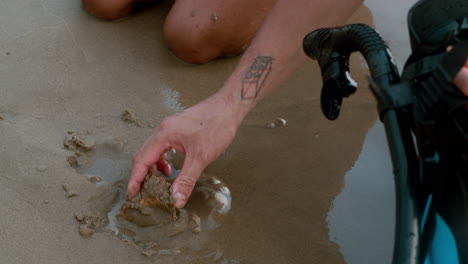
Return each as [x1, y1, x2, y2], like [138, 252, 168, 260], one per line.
[0, 0, 414, 263]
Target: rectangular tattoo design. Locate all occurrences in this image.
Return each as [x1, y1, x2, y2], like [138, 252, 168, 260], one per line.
[241, 56, 272, 100]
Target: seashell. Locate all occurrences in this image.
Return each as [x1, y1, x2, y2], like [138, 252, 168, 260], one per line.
[274, 118, 287, 127]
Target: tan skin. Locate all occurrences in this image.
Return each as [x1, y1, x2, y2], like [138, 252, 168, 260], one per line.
[83, 0, 275, 64]
[455, 60, 468, 97]
[83, 0, 468, 208]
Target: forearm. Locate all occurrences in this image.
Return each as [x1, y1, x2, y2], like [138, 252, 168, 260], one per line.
[215, 0, 364, 121]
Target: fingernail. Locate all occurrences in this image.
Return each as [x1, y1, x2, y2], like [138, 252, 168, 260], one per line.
[173, 192, 186, 208]
[126, 190, 133, 200]
[126, 183, 136, 198]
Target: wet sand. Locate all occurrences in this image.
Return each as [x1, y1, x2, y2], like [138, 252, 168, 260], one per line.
[0, 1, 406, 263]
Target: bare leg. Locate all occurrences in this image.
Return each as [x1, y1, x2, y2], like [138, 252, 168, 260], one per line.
[163, 0, 275, 64]
[82, 0, 146, 20]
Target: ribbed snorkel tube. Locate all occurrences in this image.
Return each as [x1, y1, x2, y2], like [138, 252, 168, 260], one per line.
[303, 24, 420, 264]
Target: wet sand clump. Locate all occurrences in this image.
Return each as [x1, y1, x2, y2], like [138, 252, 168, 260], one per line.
[62, 183, 79, 198]
[64, 131, 95, 152]
[87, 175, 102, 183]
[63, 131, 96, 169]
[117, 172, 200, 235]
[121, 109, 143, 127]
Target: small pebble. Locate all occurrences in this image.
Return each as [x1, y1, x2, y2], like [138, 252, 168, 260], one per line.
[62, 184, 71, 192]
[210, 178, 221, 184]
[87, 175, 102, 183]
[75, 214, 85, 222]
[170, 148, 176, 155]
[36, 165, 47, 172]
[274, 118, 287, 127]
[66, 190, 79, 198]
[79, 224, 94, 236]
[43, 200, 49, 204]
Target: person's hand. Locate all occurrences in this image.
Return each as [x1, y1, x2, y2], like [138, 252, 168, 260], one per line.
[454, 58, 468, 97]
[127, 94, 244, 208]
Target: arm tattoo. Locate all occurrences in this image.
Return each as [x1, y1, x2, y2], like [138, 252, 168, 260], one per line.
[241, 56, 272, 100]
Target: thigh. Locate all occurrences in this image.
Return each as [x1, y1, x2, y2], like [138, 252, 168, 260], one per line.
[82, 0, 134, 20]
[83, 0, 154, 20]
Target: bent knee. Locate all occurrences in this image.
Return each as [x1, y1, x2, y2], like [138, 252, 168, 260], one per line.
[82, 0, 132, 20]
[163, 23, 219, 64]
[163, 18, 246, 64]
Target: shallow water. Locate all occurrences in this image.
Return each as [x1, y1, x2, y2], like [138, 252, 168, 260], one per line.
[328, 122, 395, 263]
[103, 174, 233, 239]
[75, 138, 131, 184]
[327, 0, 420, 263]
[75, 145, 235, 260]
